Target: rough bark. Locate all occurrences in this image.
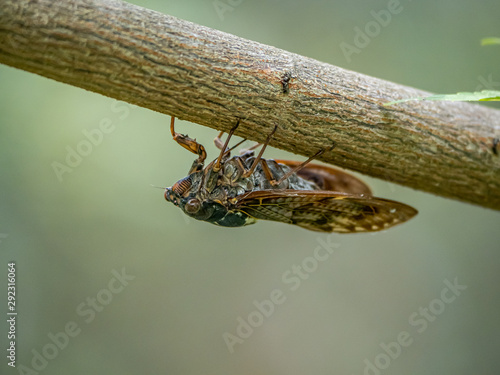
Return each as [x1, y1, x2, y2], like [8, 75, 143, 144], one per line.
[1, 0, 499, 209]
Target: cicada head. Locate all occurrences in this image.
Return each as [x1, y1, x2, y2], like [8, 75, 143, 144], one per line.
[164, 172, 220, 222]
[164, 168, 255, 227]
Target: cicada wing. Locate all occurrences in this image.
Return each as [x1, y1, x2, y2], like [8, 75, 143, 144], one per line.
[234, 190, 417, 233]
[275, 160, 372, 195]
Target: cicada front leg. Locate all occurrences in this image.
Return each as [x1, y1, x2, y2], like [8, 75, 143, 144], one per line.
[170, 117, 207, 173]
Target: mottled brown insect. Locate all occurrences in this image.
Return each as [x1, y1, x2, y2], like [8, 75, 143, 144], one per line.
[281, 72, 292, 94]
[164, 118, 417, 233]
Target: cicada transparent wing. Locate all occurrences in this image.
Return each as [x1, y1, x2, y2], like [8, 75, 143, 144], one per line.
[233, 190, 418, 233]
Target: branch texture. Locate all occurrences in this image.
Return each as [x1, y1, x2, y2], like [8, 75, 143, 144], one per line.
[1, 0, 500, 209]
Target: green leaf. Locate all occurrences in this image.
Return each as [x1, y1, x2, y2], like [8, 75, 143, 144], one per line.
[481, 37, 500, 46]
[384, 90, 500, 106]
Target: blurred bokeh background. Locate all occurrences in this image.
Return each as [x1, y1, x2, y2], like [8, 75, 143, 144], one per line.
[1, 0, 500, 374]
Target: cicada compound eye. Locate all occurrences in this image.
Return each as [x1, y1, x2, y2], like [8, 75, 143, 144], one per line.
[184, 198, 201, 214]
[164, 188, 177, 204]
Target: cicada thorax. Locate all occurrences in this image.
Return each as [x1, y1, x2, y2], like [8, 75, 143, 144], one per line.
[203, 153, 321, 201]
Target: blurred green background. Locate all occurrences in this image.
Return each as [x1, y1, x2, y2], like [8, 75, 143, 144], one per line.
[1, 0, 500, 374]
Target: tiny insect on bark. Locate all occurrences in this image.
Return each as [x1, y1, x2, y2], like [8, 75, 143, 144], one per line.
[164, 117, 417, 233]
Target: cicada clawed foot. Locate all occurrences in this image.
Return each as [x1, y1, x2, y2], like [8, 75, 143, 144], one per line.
[170, 117, 207, 169]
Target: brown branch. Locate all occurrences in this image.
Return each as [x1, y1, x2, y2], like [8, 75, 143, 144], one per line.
[1, 0, 500, 210]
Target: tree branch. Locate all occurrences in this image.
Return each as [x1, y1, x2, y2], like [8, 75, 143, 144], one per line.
[1, 0, 499, 210]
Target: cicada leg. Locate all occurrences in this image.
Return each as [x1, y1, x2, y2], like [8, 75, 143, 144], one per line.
[241, 125, 278, 178]
[170, 117, 207, 171]
[253, 149, 327, 187]
[238, 142, 261, 156]
[213, 123, 247, 154]
[270, 143, 336, 186]
[213, 131, 226, 150]
[213, 120, 242, 172]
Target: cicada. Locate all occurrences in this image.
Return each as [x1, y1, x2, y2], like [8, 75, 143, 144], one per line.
[164, 118, 417, 233]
